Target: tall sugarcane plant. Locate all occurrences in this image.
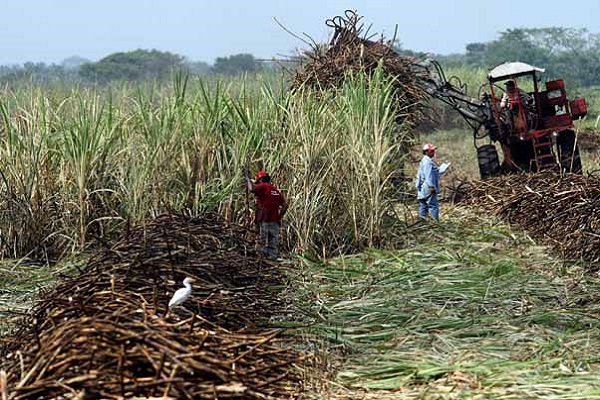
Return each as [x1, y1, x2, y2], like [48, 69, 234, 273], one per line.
[0, 68, 414, 260]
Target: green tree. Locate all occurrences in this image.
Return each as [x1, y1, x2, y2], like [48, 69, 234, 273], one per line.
[188, 60, 211, 75]
[463, 27, 600, 87]
[0, 62, 76, 84]
[484, 28, 551, 67]
[79, 49, 185, 82]
[61, 56, 91, 71]
[465, 42, 486, 65]
[212, 53, 261, 75]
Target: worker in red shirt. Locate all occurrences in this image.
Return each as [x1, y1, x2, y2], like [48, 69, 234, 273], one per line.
[243, 169, 288, 260]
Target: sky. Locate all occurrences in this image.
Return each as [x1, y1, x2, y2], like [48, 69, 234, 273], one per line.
[2, 0, 600, 65]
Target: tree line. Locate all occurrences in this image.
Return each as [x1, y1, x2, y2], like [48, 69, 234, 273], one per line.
[0, 50, 269, 84]
[2, 27, 600, 87]
[434, 27, 600, 88]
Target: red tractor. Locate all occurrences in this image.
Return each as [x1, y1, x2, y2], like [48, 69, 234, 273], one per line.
[418, 60, 588, 178]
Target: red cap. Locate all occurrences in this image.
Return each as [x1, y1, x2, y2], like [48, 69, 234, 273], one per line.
[255, 170, 268, 181]
[422, 143, 437, 152]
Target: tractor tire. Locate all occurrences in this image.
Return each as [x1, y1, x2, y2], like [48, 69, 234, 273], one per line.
[477, 144, 501, 179]
[557, 130, 582, 174]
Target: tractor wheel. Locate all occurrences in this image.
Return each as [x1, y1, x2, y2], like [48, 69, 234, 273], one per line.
[557, 130, 582, 174]
[477, 144, 501, 179]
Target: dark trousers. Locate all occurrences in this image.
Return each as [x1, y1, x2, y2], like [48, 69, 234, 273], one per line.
[258, 222, 280, 260]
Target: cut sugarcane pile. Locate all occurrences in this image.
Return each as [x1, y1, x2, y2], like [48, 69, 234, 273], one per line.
[1, 213, 303, 399]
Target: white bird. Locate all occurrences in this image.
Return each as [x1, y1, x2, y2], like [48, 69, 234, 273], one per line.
[168, 277, 195, 308]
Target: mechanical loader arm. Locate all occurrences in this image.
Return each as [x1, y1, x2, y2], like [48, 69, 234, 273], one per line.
[413, 59, 498, 139]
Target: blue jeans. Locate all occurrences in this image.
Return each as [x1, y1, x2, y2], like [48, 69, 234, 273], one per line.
[258, 222, 280, 260]
[418, 194, 439, 220]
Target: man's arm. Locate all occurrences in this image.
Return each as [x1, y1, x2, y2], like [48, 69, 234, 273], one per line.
[500, 92, 509, 108]
[423, 160, 436, 193]
[415, 160, 423, 190]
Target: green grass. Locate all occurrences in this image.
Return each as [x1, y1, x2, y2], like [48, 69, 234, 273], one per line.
[0, 257, 84, 335]
[571, 85, 600, 131]
[296, 206, 600, 399]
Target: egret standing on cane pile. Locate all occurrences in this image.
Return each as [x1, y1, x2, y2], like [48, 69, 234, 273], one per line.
[168, 277, 195, 308]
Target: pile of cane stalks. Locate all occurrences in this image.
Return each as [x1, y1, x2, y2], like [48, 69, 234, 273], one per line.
[462, 171, 600, 268]
[1, 213, 303, 399]
[291, 10, 429, 125]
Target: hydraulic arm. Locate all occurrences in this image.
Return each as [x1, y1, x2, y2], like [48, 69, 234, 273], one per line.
[414, 59, 498, 138]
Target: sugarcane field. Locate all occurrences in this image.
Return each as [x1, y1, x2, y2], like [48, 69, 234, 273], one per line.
[3, 6, 600, 400]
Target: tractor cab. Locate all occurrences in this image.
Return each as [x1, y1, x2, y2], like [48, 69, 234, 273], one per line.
[486, 62, 586, 174]
[488, 62, 541, 136]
